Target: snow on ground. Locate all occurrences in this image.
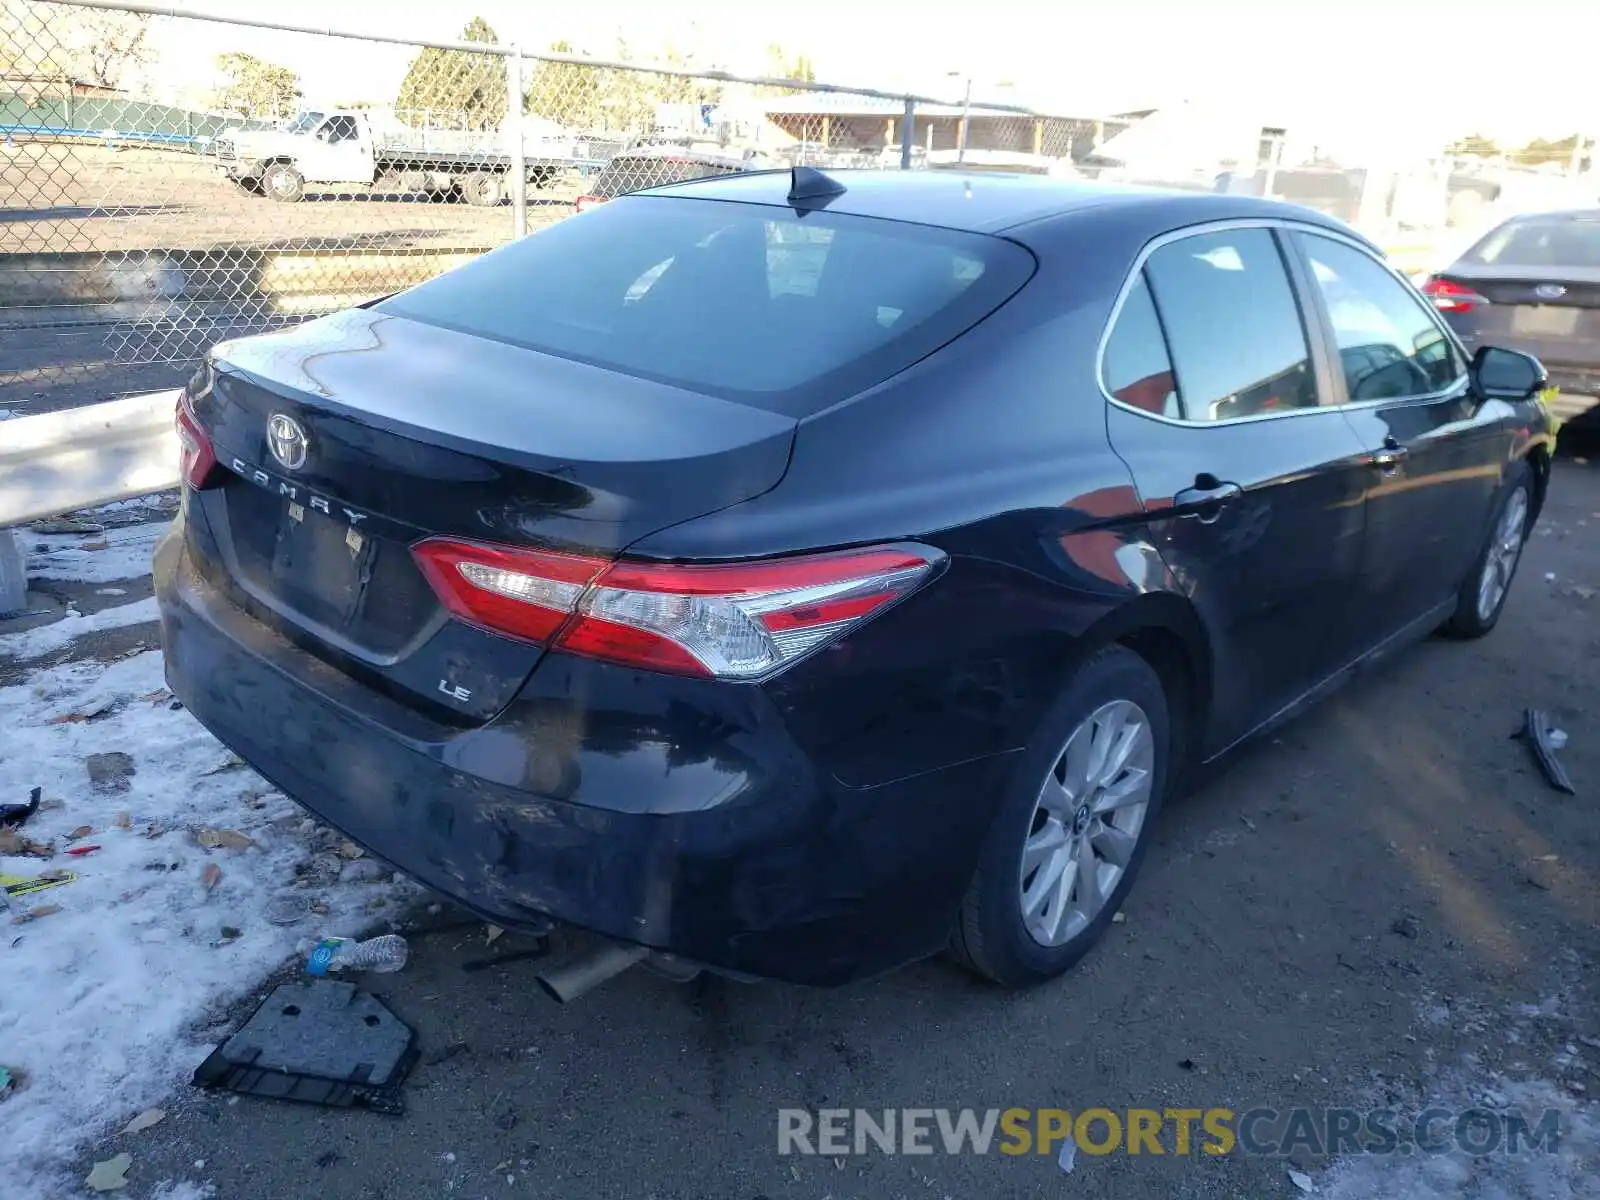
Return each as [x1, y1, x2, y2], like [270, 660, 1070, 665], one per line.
[26, 521, 172, 585]
[0, 650, 418, 1195]
[1315, 1075, 1599, 1199]
[0, 596, 162, 659]
[1306, 982, 1600, 1199]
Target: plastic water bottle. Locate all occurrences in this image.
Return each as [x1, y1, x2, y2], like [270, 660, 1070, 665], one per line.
[304, 934, 408, 975]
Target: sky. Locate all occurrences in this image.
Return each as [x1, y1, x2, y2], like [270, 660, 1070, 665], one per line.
[130, 0, 1600, 149]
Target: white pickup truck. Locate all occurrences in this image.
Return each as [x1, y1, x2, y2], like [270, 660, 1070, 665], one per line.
[211, 108, 585, 205]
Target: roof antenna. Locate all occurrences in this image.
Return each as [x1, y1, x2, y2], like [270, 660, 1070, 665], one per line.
[788, 165, 846, 203]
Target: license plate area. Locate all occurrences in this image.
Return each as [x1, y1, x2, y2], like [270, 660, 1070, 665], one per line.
[270, 499, 375, 625]
[219, 476, 445, 657]
[1512, 306, 1580, 337]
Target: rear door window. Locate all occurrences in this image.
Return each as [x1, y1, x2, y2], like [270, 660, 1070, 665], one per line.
[1102, 274, 1180, 418]
[377, 195, 1036, 416]
[1141, 228, 1319, 422]
[1295, 232, 1464, 401]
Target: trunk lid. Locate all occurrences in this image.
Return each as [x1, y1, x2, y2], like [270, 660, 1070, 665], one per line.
[1440, 264, 1600, 370]
[191, 307, 795, 721]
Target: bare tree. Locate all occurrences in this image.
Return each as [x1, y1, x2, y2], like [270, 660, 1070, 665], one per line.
[0, 2, 152, 89]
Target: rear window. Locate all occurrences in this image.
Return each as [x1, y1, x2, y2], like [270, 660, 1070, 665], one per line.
[590, 156, 740, 199]
[376, 195, 1036, 415]
[1467, 217, 1600, 268]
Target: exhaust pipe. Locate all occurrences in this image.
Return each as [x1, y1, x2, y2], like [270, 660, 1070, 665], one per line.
[535, 942, 648, 1004]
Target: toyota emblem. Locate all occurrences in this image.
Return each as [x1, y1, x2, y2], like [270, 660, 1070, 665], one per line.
[1534, 284, 1567, 301]
[266, 413, 309, 471]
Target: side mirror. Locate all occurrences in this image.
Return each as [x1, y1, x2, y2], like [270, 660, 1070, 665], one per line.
[1471, 345, 1547, 402]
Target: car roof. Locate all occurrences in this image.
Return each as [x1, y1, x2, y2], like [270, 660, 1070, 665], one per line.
[638, 168, 1362, 239]
[1485, 208, 1600, 224]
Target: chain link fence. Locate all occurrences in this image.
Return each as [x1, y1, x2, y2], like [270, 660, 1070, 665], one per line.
[5, 0, 1599, 418]
[2, 0, 1056, 414]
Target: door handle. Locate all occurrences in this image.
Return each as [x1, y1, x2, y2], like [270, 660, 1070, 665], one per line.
[1371, 439, 1409, 474]
[1173, 478, 1242, 522]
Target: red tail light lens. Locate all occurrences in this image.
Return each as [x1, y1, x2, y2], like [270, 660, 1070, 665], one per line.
[1420, 277, 1488, 314]
[175, 390, 218, 488]
[412, 541, 606, 645]
[410, 539, 943, 679]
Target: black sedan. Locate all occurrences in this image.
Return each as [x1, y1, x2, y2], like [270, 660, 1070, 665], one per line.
[156, 169, 1555, 994]
[1422, 208, 1600, 422]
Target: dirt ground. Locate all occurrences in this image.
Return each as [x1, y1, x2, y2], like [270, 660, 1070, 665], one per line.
[4, 435, 1590, 1198]
[0, 142, 580, 255]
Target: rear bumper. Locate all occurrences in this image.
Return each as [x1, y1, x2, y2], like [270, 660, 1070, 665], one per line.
[154, 517, 1005, 985]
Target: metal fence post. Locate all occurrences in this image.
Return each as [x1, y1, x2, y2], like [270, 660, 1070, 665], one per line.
[901, 98, 915, 169]
[507, 44, 527, 238]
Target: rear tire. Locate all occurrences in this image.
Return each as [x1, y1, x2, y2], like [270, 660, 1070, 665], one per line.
[948, 645, 1170, 987]
[263, 162, 304, 203]
[1442, 461, 1533, 639]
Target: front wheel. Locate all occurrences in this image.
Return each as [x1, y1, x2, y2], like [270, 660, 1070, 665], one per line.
[262, 162, 304, 203]
[948, 645, 1170, 987]
[460, 171, 504, 207]
[1442, 462, 1533, 638]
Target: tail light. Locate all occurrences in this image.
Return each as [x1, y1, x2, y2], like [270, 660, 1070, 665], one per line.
[1420, 277, 1488, 314]
[412, 538, 943, 680]
[175, 389, 218, 488]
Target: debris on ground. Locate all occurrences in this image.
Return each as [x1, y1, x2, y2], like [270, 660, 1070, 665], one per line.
[194, 828, 253, 851]
[1289, 1168, 1314, 1192]
[0, 829, 55, 857]
[1390, 914, 1422, 939]
[338, 858, 386, 884]
[1517, 708, 1577, 794]
[30, 518, 105, 535]
[265, 894, 311, 926]
[191, 980, 418, 1113]
[84, 1153, 132, 1192]
[121, 1108, 164, 1135]
[0, 1064, 21, 1100]
[2, 869, 76, 900]
[65, 825, 94, 841]
[85, 752, 136, 794]
[486, 924, 505, 946]
[0, 786, 41, 828]
[304, 934, 409, 975]
[199, 863, 222, 892]
[11, 903, 62, 924]
[65, 844, 102, 857]
[49, 696, 120, 725]
[1111, 911, 1127, 924]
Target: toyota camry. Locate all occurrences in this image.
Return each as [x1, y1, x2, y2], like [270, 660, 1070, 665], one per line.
[155, 168, 1556, 994]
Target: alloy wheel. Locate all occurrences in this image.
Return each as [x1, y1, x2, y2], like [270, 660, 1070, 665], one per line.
[1476, 488, 1528, 622]
[1018, 699, 1153, 947]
